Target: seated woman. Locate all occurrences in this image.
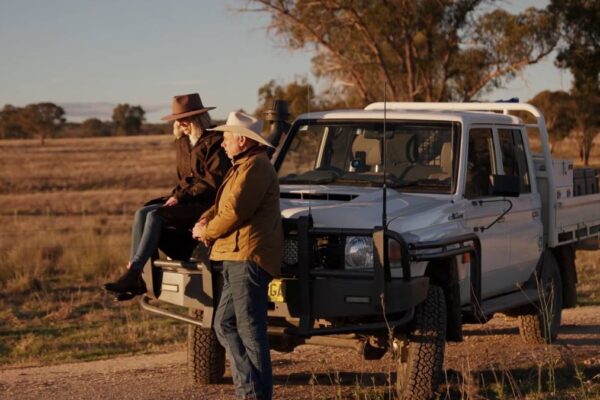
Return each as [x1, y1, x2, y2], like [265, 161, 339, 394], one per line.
[104, 93, 230, 297]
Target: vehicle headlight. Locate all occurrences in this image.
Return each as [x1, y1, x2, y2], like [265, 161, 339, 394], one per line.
[344, 236, 374, 269]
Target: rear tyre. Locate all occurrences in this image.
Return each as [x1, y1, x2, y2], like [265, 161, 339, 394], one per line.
[187, 309, 226, 384]
[518, 253, 563, 344]
[397, 284, 446, 400]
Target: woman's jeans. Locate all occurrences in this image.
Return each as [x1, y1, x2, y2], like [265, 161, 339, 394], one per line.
[129, 203, 164, 272]
[214, 261, 273, 400]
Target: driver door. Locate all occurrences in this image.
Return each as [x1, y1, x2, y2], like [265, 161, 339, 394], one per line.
[463, 127, 512, 298]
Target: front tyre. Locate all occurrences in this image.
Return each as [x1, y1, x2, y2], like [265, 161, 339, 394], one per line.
[518, 252, 563, 344]
[397, 284, 446, 400]
[187, 309, 226, 384]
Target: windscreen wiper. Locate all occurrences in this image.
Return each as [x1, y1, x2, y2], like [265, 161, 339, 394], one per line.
[279, 170, 340, 185]
[387, 180, 420, 189]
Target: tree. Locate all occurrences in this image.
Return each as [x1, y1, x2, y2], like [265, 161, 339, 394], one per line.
[254, 78, 328, 120]
[0, 104, 28, 139]
[21, 103, 66, 145]
[243, 1, 558, 105]
[112, 104, 145, 135]
[571, 94, 600, 165]
[550, 0, 600, 165]
[81, 118, 112, 137]
[551, 0, 600, 95]
[528, 90, 576, 152]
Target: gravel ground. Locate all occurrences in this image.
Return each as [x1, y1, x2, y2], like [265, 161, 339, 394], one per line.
[1, 306, 600, 400]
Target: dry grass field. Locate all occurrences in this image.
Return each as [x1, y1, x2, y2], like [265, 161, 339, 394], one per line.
[0, 135, 185, 366]
[0, 133, 599, 399]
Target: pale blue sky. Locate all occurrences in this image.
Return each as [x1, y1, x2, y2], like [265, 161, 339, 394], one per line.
[0, 0, 570, 122]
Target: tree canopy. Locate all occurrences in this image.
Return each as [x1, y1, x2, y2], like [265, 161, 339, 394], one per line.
[528, 90, 575, 152]
[0, 103, 65, 144]
[112, 104, 145, 135]
[244, 0, 558, 105]
[255, 78, 328, 120]
[81, 118, 112, 137]
[0, 105, 27, 139]
[551, 0, 600, 165]
[23, 103, 66, 145]
[551, 0, 599, 95]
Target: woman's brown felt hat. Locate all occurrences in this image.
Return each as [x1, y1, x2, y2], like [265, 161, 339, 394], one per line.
[161, 93, 215, 121]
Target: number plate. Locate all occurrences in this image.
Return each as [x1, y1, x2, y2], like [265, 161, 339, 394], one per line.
[268, 279, 285, 303]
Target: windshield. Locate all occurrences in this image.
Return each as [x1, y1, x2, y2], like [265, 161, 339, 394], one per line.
[276, 120, 460, 194]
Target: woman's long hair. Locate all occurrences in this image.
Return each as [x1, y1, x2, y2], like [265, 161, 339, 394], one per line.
[172, 112, 213, 139]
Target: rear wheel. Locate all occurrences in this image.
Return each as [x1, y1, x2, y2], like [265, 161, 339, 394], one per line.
[397, 284, 446, 400]
[518, 253, 563, 344]
[187, 309, 226, 384]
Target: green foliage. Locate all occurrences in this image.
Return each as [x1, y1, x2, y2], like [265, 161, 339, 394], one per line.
[571, 94, 600, 165]
[81, 118, 112, 137]
[244, 1, 559, 103]
[453, 7, 559, 100]
[551, 0, 600, 165]
[22, 103, 66, 145]
[1, 104, 169, 139]
[0, 103, 65, 144]
[529, 90, 576, 150]
[112, 104, 145, 135]
[0, 104, 28, 139]
[551, 0, 600, 95]
[255, 78, 326, 120]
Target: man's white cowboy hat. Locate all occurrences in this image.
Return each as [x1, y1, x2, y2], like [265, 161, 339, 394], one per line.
[209, 111, 274, 148]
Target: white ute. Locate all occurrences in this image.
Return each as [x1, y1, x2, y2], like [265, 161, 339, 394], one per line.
[272, 101, 600, 397]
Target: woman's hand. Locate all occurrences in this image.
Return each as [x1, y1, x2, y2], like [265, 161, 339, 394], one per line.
[173, 120, 183, 137]
[165, 196, 178, 206]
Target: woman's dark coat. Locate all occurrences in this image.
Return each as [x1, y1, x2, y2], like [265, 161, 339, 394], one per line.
[152, 131, 230, 231]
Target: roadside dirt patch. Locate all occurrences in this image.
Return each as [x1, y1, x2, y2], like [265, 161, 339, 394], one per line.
[1, 307, 599, 399]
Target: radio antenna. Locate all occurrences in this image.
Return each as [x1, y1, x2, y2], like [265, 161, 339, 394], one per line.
[307, 83, 312, 219]
[382, 81, 388, 229]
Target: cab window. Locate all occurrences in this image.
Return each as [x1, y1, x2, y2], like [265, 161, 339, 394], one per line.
[498, 128, 531, 193]
[465, 128, 495, 199]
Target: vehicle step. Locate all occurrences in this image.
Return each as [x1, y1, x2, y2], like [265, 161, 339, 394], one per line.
[153, 259, 204, 271]
[478, 288, 540, 317]
[463, 289, 539, 317]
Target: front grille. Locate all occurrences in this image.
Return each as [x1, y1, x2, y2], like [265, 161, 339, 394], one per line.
[283, 238, 299, 266]
[282, 235, 345, 270]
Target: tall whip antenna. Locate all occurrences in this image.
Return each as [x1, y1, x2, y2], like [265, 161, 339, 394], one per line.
[382, 81, 388, 229]
[307, 83, 312, 218]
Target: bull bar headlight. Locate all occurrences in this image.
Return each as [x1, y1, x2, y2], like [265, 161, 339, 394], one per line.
[344, 236, 403, 270]
[344, 236, 374, 269]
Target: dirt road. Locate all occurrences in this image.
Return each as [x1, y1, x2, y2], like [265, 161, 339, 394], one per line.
[2, 306, 600, 399]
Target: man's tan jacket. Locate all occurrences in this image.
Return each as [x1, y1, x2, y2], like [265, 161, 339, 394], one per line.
[201, 147, 283, 277]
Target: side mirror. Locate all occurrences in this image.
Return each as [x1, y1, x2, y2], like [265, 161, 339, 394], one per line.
[491, 175, 520, 197]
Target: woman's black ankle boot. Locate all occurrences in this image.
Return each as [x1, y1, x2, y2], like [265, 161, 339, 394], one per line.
[104, 268, 146, 295]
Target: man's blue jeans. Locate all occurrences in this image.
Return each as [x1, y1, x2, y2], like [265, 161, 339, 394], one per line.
[214, 261, 273, 400]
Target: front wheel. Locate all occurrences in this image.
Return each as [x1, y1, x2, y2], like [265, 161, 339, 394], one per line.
[396, 284, 446, 400]
[518, 253, 563, 344]
[187, 309, 226, 384]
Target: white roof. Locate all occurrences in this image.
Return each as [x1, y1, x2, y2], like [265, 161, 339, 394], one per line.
[295, 108, 522, 126]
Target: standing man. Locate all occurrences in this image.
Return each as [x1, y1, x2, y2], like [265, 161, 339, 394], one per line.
[192, 111, 283, 400]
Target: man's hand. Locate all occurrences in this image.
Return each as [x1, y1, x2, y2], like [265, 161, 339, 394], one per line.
[192, 218, 212, 247]
[165, 196, 178, 207]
